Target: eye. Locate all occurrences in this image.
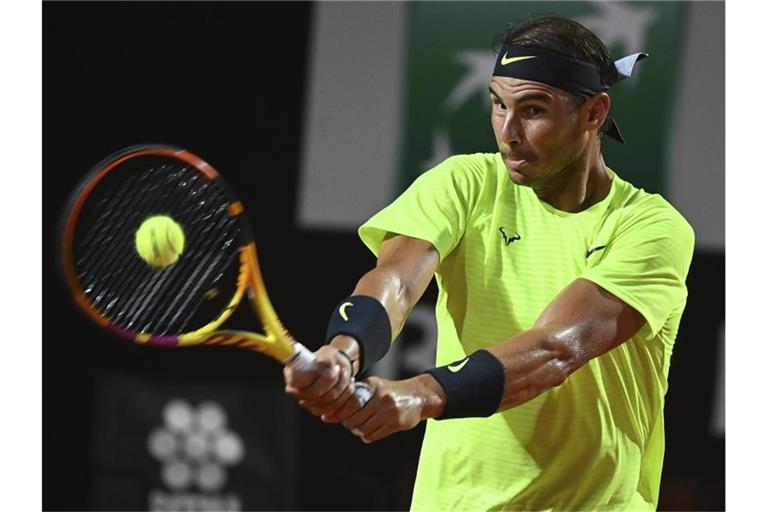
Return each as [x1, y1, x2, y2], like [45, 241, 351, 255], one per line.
[492, 98, 507, 112]
[524, 105, 544, 117]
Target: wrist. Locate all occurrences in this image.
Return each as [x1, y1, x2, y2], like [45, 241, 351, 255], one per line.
[329, 335, 360, 376]
[413, 373, 447, 419]
[325, 295, 392, 374]
[423, 350, 505, 419]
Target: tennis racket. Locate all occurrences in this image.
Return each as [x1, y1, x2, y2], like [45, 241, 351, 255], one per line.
[59, 143, 371, 404]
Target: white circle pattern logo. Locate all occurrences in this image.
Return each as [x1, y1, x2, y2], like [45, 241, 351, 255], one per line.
[148, 399, 245, 493]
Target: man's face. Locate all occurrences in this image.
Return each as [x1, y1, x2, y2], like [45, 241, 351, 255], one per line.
[489, 76, 590, 189]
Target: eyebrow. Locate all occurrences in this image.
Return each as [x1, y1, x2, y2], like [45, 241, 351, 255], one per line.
[488, 87, 553, 104]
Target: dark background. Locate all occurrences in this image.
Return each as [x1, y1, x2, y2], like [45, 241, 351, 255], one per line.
[43, 2, 724, 510]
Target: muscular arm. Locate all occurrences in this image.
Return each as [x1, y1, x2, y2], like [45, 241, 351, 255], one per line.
[344, 278, 646, 442]
[284, 234, 439, 417]
[485, 278, 645, 409]
[329, 234, 440, 370]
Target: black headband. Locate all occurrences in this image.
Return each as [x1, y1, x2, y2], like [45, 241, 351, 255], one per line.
[492, 45, 647, 143]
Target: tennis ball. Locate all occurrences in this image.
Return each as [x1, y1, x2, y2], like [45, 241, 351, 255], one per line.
[135, 215, 186, 268]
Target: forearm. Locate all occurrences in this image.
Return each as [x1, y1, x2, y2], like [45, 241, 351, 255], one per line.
[342, 329, 580, 442]
[419, 326, 582, 418]
[327, 236, 438, 376]
[345, 279, 644, 440]
[485, 327, 580, 410]
[327, 266, 417, 375]
[351, 265, 414, 338]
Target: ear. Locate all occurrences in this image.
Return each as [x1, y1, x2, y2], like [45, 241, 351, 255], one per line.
[583, 93, 611, 133]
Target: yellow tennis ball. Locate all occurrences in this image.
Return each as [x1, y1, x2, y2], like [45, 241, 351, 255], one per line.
[135, 215, 186, 268]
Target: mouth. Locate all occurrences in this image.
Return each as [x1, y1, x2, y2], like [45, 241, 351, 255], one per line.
[504, 155, 531, 169]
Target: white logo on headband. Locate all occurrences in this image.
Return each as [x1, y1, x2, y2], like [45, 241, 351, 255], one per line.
[500, 54, 537, 66]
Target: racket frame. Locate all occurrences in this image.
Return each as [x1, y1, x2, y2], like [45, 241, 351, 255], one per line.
[59, 144, 297, 363]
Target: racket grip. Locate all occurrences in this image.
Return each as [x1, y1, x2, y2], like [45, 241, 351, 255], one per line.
[289, 343, 373, 405]
[352, 381, 373, 404]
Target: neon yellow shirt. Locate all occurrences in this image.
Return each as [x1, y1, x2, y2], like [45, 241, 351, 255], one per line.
[359, 153, 694, 511]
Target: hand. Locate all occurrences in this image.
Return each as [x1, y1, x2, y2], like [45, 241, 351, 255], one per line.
[338, 374, 446, 443]
[283, 343, 356, 419]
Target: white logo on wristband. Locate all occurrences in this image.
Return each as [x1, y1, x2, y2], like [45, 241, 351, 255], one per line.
[339, 301, 354, 321]
[447, 358, 469, 373]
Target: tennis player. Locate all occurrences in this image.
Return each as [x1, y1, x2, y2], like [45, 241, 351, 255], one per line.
[285, 15, 694, 510]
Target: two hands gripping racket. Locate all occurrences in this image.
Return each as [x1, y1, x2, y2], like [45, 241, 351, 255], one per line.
[58, 144, 373, 407]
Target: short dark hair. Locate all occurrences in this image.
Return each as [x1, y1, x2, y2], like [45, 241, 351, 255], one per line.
[497, 15, 617, 135]
[498, 15, 618, 88]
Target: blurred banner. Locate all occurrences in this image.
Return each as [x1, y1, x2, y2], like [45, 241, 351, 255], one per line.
[88, 372, 298, 511]
[299, 1, 723, 251]
[397, 1, 685, 194]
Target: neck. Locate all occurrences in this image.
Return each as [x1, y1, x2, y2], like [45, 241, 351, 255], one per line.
[533, 142, 612, 213]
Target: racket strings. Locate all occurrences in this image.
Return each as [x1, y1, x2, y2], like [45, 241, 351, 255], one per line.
[131, 175, 240, 334]
[112, 170, 227, 330]
[79, 167, 165, 297]
[118, 168, 239, 334]
[75, 162, 243, 335]
[132, 205, 240, 332]
[82, 166, 184, 311]
[81, 165, 193, 315]
[144, 179, 242, 333]
[88, 165, 238, 334]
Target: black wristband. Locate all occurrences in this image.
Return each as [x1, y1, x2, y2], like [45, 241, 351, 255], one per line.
[326, 295, 391, 375]
[424, 350, 505, 419]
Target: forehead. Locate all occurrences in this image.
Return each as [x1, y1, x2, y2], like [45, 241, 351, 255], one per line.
[489, 76, 571, 102]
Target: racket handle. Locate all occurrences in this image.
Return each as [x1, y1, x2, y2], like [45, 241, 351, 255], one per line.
[290, 343, 373, 405]
[352, 381, 374, 403]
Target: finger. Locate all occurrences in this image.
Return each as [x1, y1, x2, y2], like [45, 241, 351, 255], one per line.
[327, 383, 370, 422]
[302, 363, 353, 412]
[318, 371, 355, 421]
[285, 382, 319, 398]
[359, 422, 396, 443]
[318, 362, 353, 403]
[284, 365, 318, 390]
[320, 383, 357, 423]
[310, 370, 355, 420]
[341, 377, 380, 427]
[285, 385, 303, 397]
[354, 407, 389, 440]
[343, 396, 378, 431]
[297, 363, 341, 400]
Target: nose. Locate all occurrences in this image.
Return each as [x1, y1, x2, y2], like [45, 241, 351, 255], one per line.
[500, 113, 522, 146]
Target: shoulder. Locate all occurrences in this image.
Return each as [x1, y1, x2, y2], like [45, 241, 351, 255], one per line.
[422, 153, 502, 194]
[628, 195, 694, 244]
[407, 153, 501, 207]
[606, 177, 696, 270]
[611, 175, 695, 244]
[419, 153, 499, 184]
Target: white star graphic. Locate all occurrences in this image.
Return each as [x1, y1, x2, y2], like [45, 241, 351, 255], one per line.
[444, 50, 496, 111]
[576, 1, 656, 56]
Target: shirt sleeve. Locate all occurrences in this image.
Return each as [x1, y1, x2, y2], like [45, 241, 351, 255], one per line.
[579, 197, 695, 339]
[358, 155, 484, 260]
